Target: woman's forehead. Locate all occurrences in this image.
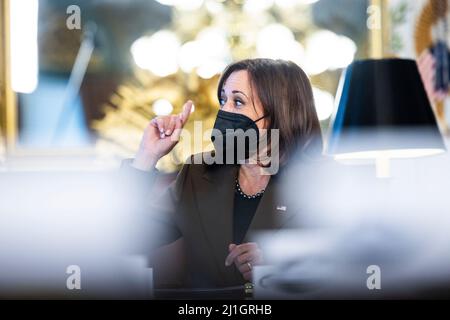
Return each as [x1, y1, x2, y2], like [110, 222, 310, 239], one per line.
[222, 70, 251, 94]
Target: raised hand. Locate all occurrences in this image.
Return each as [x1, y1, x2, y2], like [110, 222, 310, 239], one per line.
[132, 100, 193, 171]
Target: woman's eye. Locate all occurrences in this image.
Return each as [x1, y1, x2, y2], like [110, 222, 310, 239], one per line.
[219, 97, 244, 108]
[234, 99, 244, 107]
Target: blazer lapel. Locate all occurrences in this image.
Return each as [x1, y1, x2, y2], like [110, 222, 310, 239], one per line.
[194, 164, 240, 285]
[242, 174, 298, 244]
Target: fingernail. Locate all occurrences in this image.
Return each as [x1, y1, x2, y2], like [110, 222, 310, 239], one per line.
[225, 261, 230, 267]
[165, 130, 171, 135]
[160, 133, 165, 138]
[159, 128, 164, 133]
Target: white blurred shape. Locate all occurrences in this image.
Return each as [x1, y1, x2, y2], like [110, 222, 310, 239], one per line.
[205, 0, 224, 14]
[275, 0, 319, 7]
[131, 31, 180, 77]
[153, 99, 174, 116]
[197, 27, 228, 56]
[334, 149, 445, 160]
[313, 88, 334, 121]
[305, 30, 356, 75]
[257, 24, 305, 66]
[175, 0, 204, 11]
[155, 0, 177, 5]
[179, 41, 202, 72]
[197, 60, 227, 79]
[10, 0, 39, 93]
[156, 0, 204, 10]
[244, 0, 274, 12]
[178, 27, 230, 77]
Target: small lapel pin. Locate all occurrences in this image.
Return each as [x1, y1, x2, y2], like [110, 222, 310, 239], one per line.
[276, 205, 287, 212]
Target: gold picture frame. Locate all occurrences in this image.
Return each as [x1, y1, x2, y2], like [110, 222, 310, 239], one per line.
[0, 0, 17, 155]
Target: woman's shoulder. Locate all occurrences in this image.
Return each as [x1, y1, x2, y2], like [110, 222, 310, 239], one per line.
[182, 151, 236, 177]
[183, 150, 222, 168]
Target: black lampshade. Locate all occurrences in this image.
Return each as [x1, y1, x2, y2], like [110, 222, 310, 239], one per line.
[326, 58, 446, 159]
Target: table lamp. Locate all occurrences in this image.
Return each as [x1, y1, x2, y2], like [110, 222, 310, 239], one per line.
[326, 58, 446, 178]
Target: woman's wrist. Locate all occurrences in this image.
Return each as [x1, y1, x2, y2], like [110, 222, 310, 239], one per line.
[132, 150, 158, 171]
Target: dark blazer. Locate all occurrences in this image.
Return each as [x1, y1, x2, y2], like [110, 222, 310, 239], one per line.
[121, 152, 301, 288]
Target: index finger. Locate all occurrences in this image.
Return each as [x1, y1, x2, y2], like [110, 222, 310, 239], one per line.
[180, 100, 193, 125]
[225, 246, 244, 266]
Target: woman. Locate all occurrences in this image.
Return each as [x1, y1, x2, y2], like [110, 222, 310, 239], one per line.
[122, 58, 323, 289]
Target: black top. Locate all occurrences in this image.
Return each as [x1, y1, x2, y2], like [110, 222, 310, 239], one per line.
[232, 183, 263, 244]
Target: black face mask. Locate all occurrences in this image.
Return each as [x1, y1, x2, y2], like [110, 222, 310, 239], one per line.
[211, 109, 266, 164]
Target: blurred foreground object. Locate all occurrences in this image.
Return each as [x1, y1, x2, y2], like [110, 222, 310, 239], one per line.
[254, 153, 450, 299]
[0, 170, 152, 299]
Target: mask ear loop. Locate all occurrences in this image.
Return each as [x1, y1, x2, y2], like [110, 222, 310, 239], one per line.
[250, 114, 272, 168]
[253, 114, 268, 124]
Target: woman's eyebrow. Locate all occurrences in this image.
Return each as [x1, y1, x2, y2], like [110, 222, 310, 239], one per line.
[221, 89, 249, 99]
[232, 90, 249, 99]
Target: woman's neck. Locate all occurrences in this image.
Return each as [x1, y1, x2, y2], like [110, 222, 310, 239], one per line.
[238, 164, 271, 195]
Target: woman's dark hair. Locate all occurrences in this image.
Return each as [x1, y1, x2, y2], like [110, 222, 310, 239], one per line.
[217, 58, 323, 165]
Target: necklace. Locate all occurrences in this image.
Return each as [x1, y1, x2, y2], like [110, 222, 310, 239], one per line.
[235, 178, 265, 199]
